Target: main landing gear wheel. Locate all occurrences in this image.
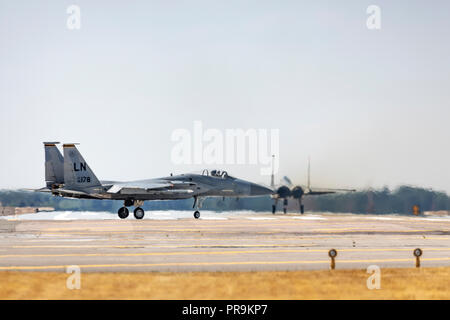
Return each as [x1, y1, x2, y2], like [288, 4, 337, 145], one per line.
[194, 211, 200, 219]
[118, 207, 129, 219]
[134, 207, 145, 219]
[272, 205, 276, 214]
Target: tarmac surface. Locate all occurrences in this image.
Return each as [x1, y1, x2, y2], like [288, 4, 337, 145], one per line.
[0, 211, 449, 272]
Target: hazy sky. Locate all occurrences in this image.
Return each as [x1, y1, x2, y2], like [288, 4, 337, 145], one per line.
[1, 1, 449, 193]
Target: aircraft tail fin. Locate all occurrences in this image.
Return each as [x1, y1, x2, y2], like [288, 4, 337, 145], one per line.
[307, 156, 311, 190]
[270, 155, 275, 188]
[63, 144, 101, 190]
[44, 142, 64, 188]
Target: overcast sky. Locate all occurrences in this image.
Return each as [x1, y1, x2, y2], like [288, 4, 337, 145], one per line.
[0, 0, 449, 193]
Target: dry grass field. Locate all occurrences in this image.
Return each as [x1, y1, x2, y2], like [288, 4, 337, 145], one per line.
[1, 267, 449, 300]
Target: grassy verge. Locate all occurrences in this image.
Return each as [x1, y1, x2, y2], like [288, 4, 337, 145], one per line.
[1, 267, 449, 299]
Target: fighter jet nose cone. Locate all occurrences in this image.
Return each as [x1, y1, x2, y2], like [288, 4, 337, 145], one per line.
[250, 183, 274, 196]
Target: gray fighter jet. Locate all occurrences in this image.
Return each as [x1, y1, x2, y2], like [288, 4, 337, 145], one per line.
[269, 156, 356, 214]
[37, 142, 273, 219]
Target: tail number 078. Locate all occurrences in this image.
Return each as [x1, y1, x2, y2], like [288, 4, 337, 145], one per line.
[77, 176, 91, 183]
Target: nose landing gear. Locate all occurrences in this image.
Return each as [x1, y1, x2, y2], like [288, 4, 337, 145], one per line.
[283, 198, 288, 214]
[192, 196, 205, 219]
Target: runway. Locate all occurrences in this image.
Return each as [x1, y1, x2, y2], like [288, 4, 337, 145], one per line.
[0, 211, 449, 272]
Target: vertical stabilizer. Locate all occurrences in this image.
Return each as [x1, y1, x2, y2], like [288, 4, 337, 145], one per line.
[307, 156, 311, 190]
[63, 144, 101, 190]
[270, 154, 275, 188]
[44, 142, 64, 188]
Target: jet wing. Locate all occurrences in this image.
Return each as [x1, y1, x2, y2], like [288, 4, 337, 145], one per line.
[107, 180, 196, 195]
[107, 182, 172, 194]
[144, 189, 194, 195]
[25, 187, 52, 193]
[306, 188, 356, 195]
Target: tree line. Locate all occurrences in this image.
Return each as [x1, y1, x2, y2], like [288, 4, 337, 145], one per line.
[0, 185, 449, 215]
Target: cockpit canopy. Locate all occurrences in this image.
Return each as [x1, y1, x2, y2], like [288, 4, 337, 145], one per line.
[201, 169, 233, 179]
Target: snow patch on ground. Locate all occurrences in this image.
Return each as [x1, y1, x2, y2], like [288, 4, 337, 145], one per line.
[0, 210, 261, 220]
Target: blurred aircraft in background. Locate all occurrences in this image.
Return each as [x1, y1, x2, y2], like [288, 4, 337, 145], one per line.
[270, 156, 356, 214]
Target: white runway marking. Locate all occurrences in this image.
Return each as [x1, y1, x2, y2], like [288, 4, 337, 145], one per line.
[291, 216, 326, 220]
[367, 217, 404, 221]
